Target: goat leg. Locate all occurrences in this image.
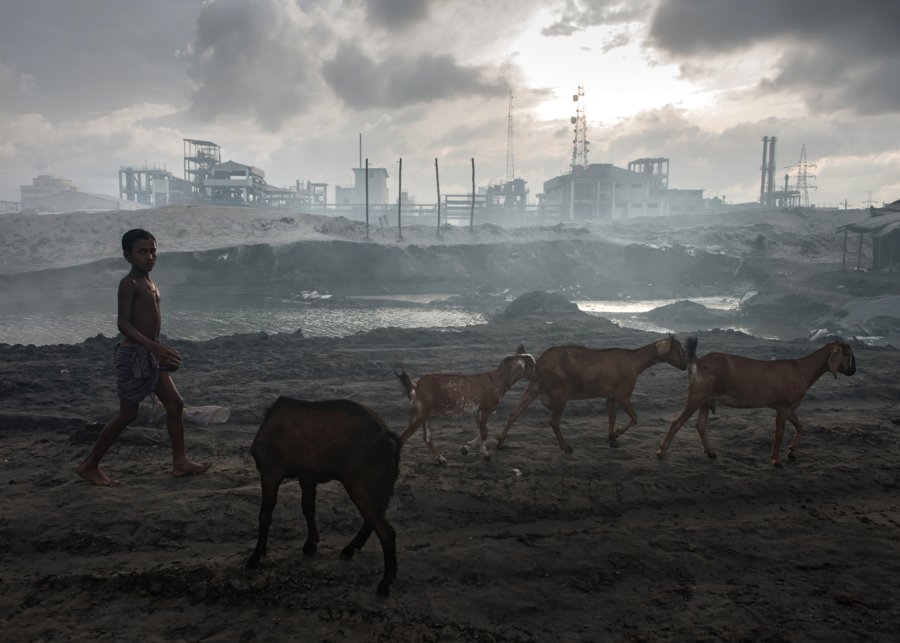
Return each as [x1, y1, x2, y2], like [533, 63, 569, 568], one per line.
[771, 410, 788, 467]
[300, 476, 319, 555]
[496, 383, 539, 449]
[247, 476, 280, 568]
[341, 521, 373, 559]
[695, 404, 716, 459]
[549, 404, 572, 453]
[786, 410, 804, 461]
[658, 400, 702, 458]
[423, 422, 447, 465]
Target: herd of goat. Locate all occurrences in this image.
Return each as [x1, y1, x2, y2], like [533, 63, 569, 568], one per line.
[247, 335, 857, 596]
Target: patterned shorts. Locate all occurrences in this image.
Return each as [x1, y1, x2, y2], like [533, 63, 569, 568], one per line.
[114, 344, 160, 405]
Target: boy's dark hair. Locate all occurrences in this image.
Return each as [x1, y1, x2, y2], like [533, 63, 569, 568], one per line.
[122, 229, 155, 253]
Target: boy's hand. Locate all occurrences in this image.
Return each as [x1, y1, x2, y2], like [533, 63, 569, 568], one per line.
[153, 343, 182, 368]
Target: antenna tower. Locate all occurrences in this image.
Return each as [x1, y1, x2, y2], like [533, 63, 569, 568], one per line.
[570, 85, 589, 172]
[505, 91, 515, 184]
[794, 143, 817, 208]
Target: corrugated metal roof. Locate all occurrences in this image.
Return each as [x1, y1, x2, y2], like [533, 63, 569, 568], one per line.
[837, 211, 900, 234]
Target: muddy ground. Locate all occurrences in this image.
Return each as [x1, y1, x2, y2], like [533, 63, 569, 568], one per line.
[2, 297, 899, 641]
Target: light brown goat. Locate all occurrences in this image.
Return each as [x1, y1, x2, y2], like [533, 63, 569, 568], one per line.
[496, 336, 689, 452]
[396, 345, 536, 463]
[656, 337, 857, 466]
[247, 397, 402, 596]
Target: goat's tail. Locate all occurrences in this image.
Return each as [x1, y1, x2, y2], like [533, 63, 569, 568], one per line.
[395, 369, 415, 399]
[685, 336, 699, 364]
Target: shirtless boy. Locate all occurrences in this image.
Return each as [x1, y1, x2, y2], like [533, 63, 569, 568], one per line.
[76, 229, 210, 486]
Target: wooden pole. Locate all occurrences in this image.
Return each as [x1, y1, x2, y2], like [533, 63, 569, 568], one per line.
[842, 229, 848, 271]
[856, 232, 863, 271]
[470, 157, 475, 230]
[365, 158, 370, 240]
[435, 158, 441, 238]
[397, 157, 403, 241]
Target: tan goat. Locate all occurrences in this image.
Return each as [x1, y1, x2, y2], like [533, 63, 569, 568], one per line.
[656, 337, 857, 466]
[396, 345, 536, 463]
[496, 336, 689, 453]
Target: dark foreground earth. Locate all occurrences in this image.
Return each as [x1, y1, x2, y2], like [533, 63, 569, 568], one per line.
[2, 294, 900, 641]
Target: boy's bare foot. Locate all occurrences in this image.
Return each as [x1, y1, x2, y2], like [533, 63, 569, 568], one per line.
[172, 460, 211, 477]
[76, 463, 121, 487]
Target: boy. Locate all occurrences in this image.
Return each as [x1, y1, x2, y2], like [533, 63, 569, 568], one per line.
[76, 229, 210, 486]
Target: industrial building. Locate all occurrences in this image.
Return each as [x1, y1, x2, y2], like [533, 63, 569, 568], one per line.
[335, 166, 390, 207]
[21, 175, 146, 214]
[118, 165, 193, 206]
[540, 159, 703, 220]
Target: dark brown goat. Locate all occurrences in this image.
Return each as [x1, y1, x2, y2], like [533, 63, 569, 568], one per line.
[396, 345, 536, 463]
[657, 337, 857, 466]
[247, 397, 402, 596]
[496, 336, 689, 452]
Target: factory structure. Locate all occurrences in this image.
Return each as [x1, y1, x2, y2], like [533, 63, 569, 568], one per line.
[12, 88, 822, 221]
[117, 139, 327, 209]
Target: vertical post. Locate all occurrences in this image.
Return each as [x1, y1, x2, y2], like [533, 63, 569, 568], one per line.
[435, 158, 441, 238]
[365, 158, 370, 240]
[470, 157, 475, 230]
[856, 233, 863, 271]
[889, 233, 896, 273]
[842, 228, 848, 271]
[397, 157, 403, 241]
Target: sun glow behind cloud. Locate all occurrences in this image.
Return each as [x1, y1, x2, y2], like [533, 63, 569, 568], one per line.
[506, 11, 712, 125]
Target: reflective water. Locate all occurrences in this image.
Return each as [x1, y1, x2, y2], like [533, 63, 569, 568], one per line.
[575, 295, 744, 335]
[0, 294, 745, 347]
[0, 302, 485, 346]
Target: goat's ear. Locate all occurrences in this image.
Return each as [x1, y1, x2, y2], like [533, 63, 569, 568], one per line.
[516, 343, 525, 354]
[827, 346, 841, 379]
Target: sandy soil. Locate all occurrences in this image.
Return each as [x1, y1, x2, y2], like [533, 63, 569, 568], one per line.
[2, 297, 899, 641]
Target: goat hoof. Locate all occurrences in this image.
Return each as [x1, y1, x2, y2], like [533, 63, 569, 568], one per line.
[609, 438, 620, 448]
[376, 580, 391, 597]
[788, 451, 797, 461]
[772, 460, 783, 468]
[434, 457, 447, 466]
[460, 446, 469, 455]
[303, 542, 318, 556]
[707, 451, 717, 460]
[340, 546, 355, 560]
[246, 555, 261, 569]
[563, 445, 573, 454]
[656, 449, 666, 460]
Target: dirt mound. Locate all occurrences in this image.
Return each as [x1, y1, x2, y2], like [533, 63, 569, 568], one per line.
[490, 290, 587, 322]
[642, 300, 733, 324]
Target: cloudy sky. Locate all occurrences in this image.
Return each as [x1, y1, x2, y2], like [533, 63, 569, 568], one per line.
[1, 0, 898, 208]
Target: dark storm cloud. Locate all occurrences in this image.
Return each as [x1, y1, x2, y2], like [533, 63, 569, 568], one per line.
[322, 43, 507, 110]
[541, 0, 651, 36]
[183, 0, 327, 129]
[363, 0, 432, 31]
[648, 0, 900, 115]
[0, 0, 200, 116]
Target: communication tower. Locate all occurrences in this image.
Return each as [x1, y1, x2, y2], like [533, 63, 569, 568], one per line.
[570, 85, 589, 172]
[794, 144, 817, 208]
[505, 91, 515, 184]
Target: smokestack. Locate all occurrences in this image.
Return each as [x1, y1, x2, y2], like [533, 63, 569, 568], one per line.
[767, 136, 777, 205]
[359, 133, 362, 169]
[760, 136, 769, 205]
